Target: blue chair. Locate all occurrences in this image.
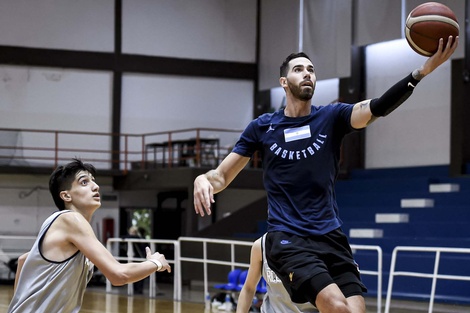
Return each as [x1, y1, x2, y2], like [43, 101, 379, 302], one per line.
[214, 268, 242, 291]
[235, 269, 249, 291]
[256, 276, 267, 294]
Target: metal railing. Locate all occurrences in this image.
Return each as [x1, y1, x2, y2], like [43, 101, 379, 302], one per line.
[1, 234, 384, 312]
[105, 237, 180, 300]
[177, 239, 383, 311]
[385, 246, 470, 313]
[351, 244, 383, 313]
[178, 237, 252, 300]
[0, 235, 36, 280]
[0, 127, 244, 172]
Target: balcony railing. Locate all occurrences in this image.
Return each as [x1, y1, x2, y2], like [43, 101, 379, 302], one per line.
[0, 127, 251, 173]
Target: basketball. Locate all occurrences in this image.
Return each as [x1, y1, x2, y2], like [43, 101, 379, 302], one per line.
[405, 2, 459, 56]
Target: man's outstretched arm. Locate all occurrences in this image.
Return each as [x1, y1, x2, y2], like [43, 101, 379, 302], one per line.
[351, 35, 458, 129]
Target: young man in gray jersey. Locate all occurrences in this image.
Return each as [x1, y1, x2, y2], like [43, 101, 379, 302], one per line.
[8, 159, 171, 313]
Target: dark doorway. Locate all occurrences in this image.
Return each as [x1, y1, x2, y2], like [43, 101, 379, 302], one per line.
[154, 190, 188, 240]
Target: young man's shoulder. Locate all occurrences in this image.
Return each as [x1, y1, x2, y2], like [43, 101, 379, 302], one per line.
[54, 211, 89, 230]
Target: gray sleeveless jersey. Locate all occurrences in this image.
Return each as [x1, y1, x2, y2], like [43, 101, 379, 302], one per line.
[8, 210, 94, 313]
[261, 234, 318, 313]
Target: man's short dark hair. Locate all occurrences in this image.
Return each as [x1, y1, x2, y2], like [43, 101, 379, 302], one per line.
[280, 52, 311, 77]
[49, 158, 96, 210]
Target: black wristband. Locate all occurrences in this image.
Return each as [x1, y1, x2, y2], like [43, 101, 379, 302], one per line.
[369, 73, 420, 117]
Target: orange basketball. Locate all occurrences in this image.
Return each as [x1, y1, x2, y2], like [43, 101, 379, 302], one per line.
[405, 2, 459, 56]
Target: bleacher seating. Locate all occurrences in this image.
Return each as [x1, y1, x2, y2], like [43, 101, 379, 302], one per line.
[336, 165, 470, 304]
[214, 268, 242, 291]
[235, 270, 249, 291]
[256, 276, 267, 294]
[231, 165, 470, 304]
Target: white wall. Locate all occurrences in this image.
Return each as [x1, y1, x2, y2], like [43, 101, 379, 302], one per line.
[122, 0, 257, 62]
[0, 0, 258, 61]
[365, 39, 451, 168]
[0, 66, 113, 131]
[0, 174, 118, 241]
[0, 66, 113, 166]
[0, 0, 114, 51]
[0, 181, 65, 236]
[121, 73, 253, 150]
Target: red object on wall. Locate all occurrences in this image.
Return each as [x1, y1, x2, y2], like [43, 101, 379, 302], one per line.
[102, 218, 115, 244]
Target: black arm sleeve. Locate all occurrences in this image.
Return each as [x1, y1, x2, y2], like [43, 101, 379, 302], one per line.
[369, 72, 420, 117]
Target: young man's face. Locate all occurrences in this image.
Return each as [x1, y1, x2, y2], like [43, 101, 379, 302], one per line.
[285, 57, 316, 100]
[63, 170, 101, 210]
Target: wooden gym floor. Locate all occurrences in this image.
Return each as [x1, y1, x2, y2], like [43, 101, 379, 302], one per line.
[1, 283, 470, 313]
[0, 284, 207, 313]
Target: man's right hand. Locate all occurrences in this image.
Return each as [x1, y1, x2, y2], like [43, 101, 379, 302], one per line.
[193, 174, 214, 217]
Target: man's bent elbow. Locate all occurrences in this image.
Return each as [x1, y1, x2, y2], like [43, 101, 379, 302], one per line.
[106, 270, 131, 286]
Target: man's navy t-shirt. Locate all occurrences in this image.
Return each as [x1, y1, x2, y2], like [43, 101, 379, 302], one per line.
[232, 103, 355, 236]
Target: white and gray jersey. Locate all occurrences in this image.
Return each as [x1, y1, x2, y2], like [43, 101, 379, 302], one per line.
[260, 234, 318, 313]
[8, 210, 94, 313]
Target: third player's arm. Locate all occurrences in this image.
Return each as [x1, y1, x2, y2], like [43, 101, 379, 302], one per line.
[236, 239, 263, 313]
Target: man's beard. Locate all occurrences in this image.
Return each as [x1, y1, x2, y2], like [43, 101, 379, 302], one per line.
[288, 81, 314, 101]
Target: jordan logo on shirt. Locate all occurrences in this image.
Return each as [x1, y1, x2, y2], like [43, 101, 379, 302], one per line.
[266, 123, 275, 133]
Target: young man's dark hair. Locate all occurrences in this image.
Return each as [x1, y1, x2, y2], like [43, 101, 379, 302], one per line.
[49, 158, 96, 210]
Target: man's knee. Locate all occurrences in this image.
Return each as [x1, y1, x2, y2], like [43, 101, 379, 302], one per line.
[296, 273, 365, 313]
[315, 284, 355, 313]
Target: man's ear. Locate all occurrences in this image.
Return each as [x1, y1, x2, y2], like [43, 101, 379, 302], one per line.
[60, 191, 71, 203]
[279, 77, 287, 88]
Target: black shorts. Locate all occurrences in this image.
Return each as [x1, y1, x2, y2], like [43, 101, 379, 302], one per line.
[265, 228, 367, 303]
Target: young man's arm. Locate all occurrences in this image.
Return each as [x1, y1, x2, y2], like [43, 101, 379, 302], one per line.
[59, 212, 170, 286]
[13, 252, 29, 293]
[193, 152, 250, 216]
[236, 238, 263, 313]
[350, 35, 458, 129]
